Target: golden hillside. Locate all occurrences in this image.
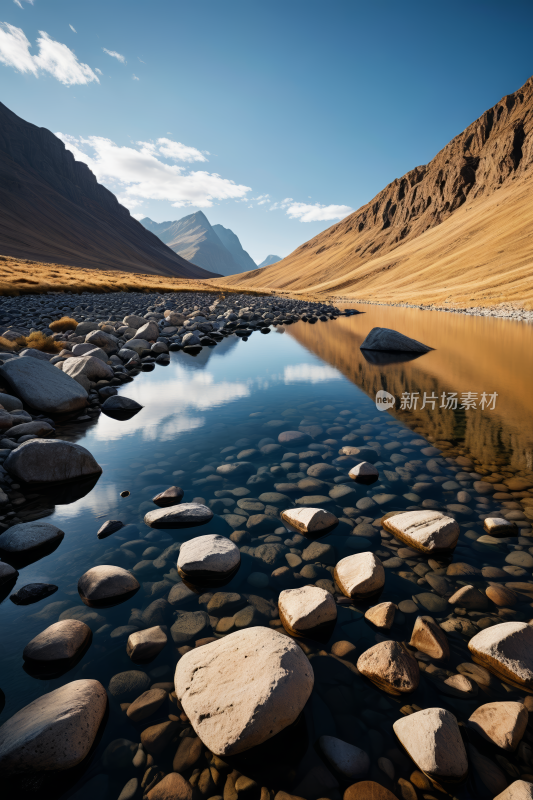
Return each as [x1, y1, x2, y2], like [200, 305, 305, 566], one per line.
[218, 77, 533, 306]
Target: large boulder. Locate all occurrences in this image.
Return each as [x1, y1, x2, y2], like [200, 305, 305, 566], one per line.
[393, 707, 468, 783]
[468, 622, 533, 690]
[0, 357, 87, 414]
[5, 440, 102, 484]
[494, 781, 533, 800]
[59, 356, 114, 389]
[175, 626, 314, 755]
[360, 327, 433, 353]
[382, 510, 460, 553]
[0, 679, 107, 774]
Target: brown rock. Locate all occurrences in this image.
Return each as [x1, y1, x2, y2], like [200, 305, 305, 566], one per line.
[410, 770, 432, 790]
[343, 781, 399, 800]
[494, 781, 533, 799]
[152, 486, 184, 507]
[357, 640, 419, 695]
[364, 602, 396, 629]
[140, 720, 179, 756]
[394, 707, 468, 783]
[409, 616, 450, 660]
[468, 701, 528, 751]
[448, 585, 489, 610]
[381, 510, 459, 553]
[22, 619, 91, 662]
[331, 640, 357, 663]
[146, 773, 193, 800]
[487, 585, 518, 607]
[173, 735, 203, 773]
[468, 622, 533, 690]
[126, 688, 167, 722]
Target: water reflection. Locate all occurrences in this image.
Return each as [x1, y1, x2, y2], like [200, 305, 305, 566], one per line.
[289, 305, 533, 472]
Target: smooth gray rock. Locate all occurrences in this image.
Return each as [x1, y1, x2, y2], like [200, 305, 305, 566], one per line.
[84, 329, 118, 354]
[78, 566, 140, 606]
[123, 338, 150, 354]
[127, 625, 167, 661]
[108, 670, 150, 701]
[60, 355, 113, 387]
[72, 342, 98, 356]
[10, 582, 57, 604]
[0, 562, 18, 585]
[5, 439, 102, 483]
[75, 321, 100, 336]
[136, 321, 159, 341]
[0, 679, 107, 773]
[0, 357, 87, 414]
[0, 522, 64, 553]
[8, 420, 54, 438]
[178, 534, 240, 577]
[360, 327, 433, 353]
[144, 503, 213, 529]
[19, 348, 52, 361]
[123, 314, 146, 329]
[0, 393, 23, 411]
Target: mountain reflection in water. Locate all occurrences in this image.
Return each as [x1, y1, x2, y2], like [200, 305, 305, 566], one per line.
[289, 304, 533, 472]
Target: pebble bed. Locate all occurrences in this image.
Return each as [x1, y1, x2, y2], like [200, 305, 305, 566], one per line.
[0, 291, 533, 800]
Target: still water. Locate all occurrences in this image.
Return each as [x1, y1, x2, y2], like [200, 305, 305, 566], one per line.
[2, 308, 533, 800]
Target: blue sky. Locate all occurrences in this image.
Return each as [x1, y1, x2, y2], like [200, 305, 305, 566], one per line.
[1, 0, 532, 264]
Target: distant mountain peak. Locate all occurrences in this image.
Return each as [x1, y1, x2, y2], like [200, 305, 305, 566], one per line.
[258, 254, 281, 268]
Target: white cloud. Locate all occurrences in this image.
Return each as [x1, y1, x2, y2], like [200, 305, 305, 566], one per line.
[132, 73, 139, 80]
[284, 364, 343, 384]
[69, 24, 77, 33]
[0, 23, 99, 85]
[13, 0, 33, 6]
[95, 67, 102, 75]
[156, 137, 207, 163]
[56, 132, 251, 209]
[103, 48, 126, 63]
[285, 201, 353, 222]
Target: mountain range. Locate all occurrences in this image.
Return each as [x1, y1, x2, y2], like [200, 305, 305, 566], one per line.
[257, 255, 281, 268]
[217, 75, 533, 307]
[141, 212, 257, 276]
[0, 102, 216, 280]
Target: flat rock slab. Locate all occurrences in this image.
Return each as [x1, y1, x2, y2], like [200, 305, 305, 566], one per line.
[78, 565, 140, 607]
[144, 503, 213, 529]
[0, 679, 107, 774]
[484, 518, 519, 536]
[0, 521, 64, 553]
[357, 640, 419, 695]
[0, 357, 88, 414]
[468, 621, 533, 691]
[23, 619, 91, 662]
[360, 327, 433, 353]
[175, 626, 314, 755]
[393, 707, 468, 783]
[382, 510, 460, 553]
[334, 552, 385, 599]
[5, 440, 102, 484]
[409, 615, 450, 661]
[281, 506, 338, 536]
[468, 701, 528, 751]
[278, 585, 337, 636]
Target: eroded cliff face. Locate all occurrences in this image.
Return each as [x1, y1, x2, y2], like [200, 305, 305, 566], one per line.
[0, 102, 217, 279]
[220, 76, 533, 301]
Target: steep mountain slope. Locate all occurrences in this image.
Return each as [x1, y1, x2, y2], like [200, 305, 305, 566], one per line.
[257, 255, 281, 268]
[212, 224, 257, 272]
[0, 102, 216, 279]
[218, 76, 533, 305]
[141, 212, 243, 276]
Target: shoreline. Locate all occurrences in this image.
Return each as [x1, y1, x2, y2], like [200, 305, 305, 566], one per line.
[329, 297, 533, 322]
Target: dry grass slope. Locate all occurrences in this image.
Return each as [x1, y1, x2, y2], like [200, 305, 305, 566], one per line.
[216, 77, 533, 308]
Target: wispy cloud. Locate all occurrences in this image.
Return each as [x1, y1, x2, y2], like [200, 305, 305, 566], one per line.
[285, 202, 353, 222]
[132, 73, 139, 80]
[13, 0, 33, 7]
[268, 196, 352, 222]
[56, 132, 251, 209]
[69, 24, 76, 33]
[103, 48, 126, 63]
[0, 23, 99, 85]
[95, 67, 102, 75]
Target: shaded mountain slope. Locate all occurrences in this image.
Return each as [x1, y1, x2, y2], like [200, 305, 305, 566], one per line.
[141, 212, 245, 276]
[0, 102, 216, 279]
[212, 223, 257, 272]
[218, 76, 533, 305]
